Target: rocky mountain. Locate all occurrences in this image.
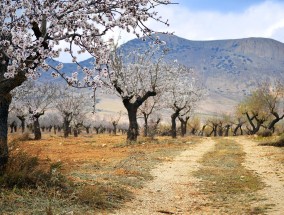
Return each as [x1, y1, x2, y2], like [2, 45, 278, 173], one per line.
[119, 34, 284, 114]
[42, 34, 284, 115]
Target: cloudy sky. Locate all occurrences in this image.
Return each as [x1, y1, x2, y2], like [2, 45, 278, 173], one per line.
[57, 0, 284, 62]
[159, 0, 284, 42]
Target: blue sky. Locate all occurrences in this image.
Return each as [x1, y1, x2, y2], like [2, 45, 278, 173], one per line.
[176, 0, 267, 13]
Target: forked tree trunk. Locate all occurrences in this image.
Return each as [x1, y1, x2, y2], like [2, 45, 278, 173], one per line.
[118, 88, 156, 141]
[0, 93, 11, 169]
[209, 124, 218, 137]
[245, 112, 265, 135]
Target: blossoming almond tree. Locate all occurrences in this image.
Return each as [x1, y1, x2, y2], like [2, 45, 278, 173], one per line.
[163, 64, 203, 138]
[55, 87, 90, 138]
[102, 44, 170, 141]
[0, 0, 172, 168]
[138, 93, 162, 137]
[15, 81, 56, 140]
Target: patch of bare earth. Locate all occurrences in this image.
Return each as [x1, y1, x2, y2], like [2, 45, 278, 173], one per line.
[110, 138, 215, 215]
[235, 136, 284, 215]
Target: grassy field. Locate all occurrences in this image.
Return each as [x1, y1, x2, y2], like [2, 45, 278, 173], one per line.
[1, 133, 197, 214]
[1, 133, 283, 214]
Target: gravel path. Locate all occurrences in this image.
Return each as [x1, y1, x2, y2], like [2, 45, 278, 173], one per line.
[110, 138, 215, 215]
[235, 137, 284, 215]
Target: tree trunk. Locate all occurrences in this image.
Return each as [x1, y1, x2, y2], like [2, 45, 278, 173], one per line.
[224, 125, 230, 137]
[113, 124, 117, 135]
[17, 116, 26, 133]
[179, 119, 186, 137]
[10, 123, 14, 133]
[199, 125, 206, 136]
[33, 117, 42, 140]
[182, 122, 186, 136]
[74, 128, 78, 137]
[233, 125, 240, 136]
[179, 116, 189, 137]
[244, 112, 265, 135]
[143, 113, 149, 137]
[209, 124, 218, 137]
[267, 113, 284, 132]
[0, 93, 11, 169]
[94, 127, 99, 134]
[171, 111, 179, 138]
[126, 105, 139, 141]
[85, 126, 90, 134]
[63, 116, 70, 138]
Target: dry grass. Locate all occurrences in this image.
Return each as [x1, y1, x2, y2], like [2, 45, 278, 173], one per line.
[253, 134, 284, 165]
[259, 134, 284, 147]
[194, 139, 265, 214]
[1, 133, 195, 214]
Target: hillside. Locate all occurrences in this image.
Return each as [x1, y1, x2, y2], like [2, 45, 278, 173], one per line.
[42, 35, 284, 115]
[119, 34, 284, 115]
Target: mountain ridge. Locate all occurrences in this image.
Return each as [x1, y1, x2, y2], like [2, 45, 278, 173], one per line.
[41, 35, 284, 115]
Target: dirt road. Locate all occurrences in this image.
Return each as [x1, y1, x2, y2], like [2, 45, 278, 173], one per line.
[110, 138, 215, 215]
[109, 137, 284, 215]
[236, 137, 284, 215]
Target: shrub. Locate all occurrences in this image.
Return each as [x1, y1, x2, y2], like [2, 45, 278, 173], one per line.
[259, 129, 272, 137]
[259, 134, 284, 147]
[274, 135, 284, 147]
[76, 183, 132, 209]
[0, 151, 67, 189]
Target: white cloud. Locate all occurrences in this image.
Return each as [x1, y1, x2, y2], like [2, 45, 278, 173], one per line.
[149, 0, 284, 42]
